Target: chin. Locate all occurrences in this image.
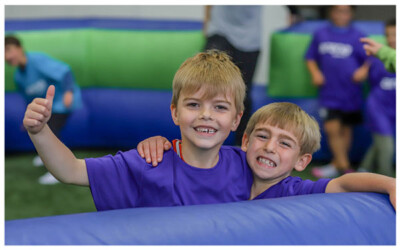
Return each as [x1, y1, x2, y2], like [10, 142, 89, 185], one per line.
[193, 140, 220, 150]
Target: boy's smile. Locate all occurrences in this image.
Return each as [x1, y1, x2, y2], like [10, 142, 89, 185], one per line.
[242, 122, 311, 186]
[171, 88, 242, 166]
[194, 126, 217, 136]
[256, 156, 277, 168]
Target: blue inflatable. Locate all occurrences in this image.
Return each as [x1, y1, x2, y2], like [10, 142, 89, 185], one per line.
[5, 192, 395, 245]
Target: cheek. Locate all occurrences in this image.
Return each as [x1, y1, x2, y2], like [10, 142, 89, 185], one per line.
[178, 111, 197, 126]
[246, 143, 260, 160]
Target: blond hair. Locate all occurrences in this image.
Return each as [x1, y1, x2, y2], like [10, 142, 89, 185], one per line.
[171, 50, 245, 114]
[244, 102, 321, 155]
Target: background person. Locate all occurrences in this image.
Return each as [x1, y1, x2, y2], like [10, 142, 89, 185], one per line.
[358, 19, 396, 177]
[305, 5, 369, 178]
[5, 35, 82, 185]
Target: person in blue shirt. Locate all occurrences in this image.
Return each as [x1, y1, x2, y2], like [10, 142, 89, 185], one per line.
[5, 35, 82, 185]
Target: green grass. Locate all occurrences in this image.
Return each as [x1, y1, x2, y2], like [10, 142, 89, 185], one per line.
[5, 149, 117, 221]
[5, 149, 318, 221]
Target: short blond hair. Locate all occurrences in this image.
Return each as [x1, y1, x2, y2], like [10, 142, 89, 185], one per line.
[244, 102, 321, 155]
[171, 50, 246, 114]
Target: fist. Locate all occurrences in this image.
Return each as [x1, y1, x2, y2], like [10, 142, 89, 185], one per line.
[23, 85, 55, 134]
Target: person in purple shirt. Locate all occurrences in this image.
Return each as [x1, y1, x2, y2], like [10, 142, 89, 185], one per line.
[239, 103, 392, 201]
[305, 5, 369, 178]
[22, 50, 253, 211]
[140, 102, 396, 209]
[359, 19, 396, 177]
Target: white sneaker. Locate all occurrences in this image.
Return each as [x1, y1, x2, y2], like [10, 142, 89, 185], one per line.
[38, 172, 59, 185]
[311, 164, 339, 178]
[32, 155, 44, 167]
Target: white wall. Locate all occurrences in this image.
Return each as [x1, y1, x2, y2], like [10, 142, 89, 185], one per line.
[5, 5, 205, 20]
[5, 5, 289, 85]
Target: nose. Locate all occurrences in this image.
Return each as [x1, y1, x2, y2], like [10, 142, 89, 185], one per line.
[263, 139, 276, 153]
[199, 106, 212, 120]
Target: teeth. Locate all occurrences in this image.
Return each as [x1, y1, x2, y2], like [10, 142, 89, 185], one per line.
[257, 157, 276, 167]
[196, 128, 216, 134]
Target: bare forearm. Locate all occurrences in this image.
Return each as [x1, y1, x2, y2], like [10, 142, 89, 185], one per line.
[28, 125, 88, 186]
[306, 60, 324, 86]
[326, 173, 395, 194]
[352, 62, 370, 82]
[306, 60, 319, 74]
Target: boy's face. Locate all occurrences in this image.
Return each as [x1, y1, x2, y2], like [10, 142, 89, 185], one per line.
[171, 87, 242, 152]
[241, 122, 311, 184]
[330, 5, 353, 27]
[386, 25, 396, 49]
[5, 44, 24, 67]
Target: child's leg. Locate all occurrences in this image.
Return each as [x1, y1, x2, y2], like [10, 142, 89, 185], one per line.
[375, 134, 395, 177]
[359, 143, 377, 172]
[342, 125, 352, 156]
[324, 119, 350, 171]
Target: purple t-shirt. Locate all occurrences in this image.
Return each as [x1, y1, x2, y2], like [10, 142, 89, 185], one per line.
[253, 176, 331, 200]
[85, 146, 252, 211]
[305, 23, 367, 111]
[366, 57, 396, 135]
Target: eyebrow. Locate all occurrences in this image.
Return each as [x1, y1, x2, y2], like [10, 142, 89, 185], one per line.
[254, 128, 298, 144]
[182, 97, 232, 105]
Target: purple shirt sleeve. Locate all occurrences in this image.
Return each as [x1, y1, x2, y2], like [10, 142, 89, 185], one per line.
[85, 149, 144, 211]
[291, 177, 331, 195]
[254, 176, 332, 200]
[305, 33, 319, 60]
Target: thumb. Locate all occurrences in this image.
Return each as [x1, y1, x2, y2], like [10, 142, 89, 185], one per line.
[46, 85, 55, 110]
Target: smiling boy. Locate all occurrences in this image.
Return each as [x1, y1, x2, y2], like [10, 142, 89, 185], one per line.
[241, 103, 395, 207]
[23, 50, 253, 211]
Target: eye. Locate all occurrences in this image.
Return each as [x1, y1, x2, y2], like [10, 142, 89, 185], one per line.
[215, 105, 228, 111]
[186, 102, 199, 108]
[256, 134, 268, 140]
[280, 141, 292, 148]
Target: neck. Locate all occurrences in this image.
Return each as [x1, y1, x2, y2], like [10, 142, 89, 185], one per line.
[180, 141, 220, 169]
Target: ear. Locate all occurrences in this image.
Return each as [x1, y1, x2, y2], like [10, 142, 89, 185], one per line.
[170, 104, 179, 126]
[231, 111, 243, 131]
[241, 132, 249, 152]
[294, 153, 312, 172]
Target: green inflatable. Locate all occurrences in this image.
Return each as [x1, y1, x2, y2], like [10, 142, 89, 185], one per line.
[5, 29, 204, 91]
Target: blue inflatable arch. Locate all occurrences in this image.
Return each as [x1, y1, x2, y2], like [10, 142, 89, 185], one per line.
[5, 192, 395, 245]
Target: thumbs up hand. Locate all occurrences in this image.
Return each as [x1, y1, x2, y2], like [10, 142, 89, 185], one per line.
[23, 85, 55, 134]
